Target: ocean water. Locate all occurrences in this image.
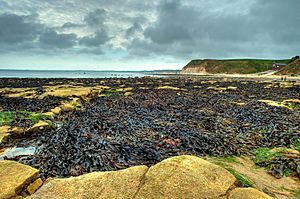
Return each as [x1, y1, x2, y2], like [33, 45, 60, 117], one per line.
[0, 70, 164, 78]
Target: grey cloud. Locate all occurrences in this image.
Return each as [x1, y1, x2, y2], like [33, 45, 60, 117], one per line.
[129, 0, 300, 59]
[39, 29, 77, 49]
[79, 47, 104, 55]
[0, 0, 299, 62]
[144, 1, 192, 44]
[61, 22, 84, 29]
[249, 0, 300, 44]
[126, 22, 143, 38]
[84, 9, 107, 27]
[0, 13, 42, 44]
[0, 12, 79, 51]
[79, 29, 109, 47]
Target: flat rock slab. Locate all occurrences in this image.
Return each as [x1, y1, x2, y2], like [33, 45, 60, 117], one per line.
[30, 165, 148, 199]
[135, 155, 236, 199]
[0, 160, 39, 199]
[229, 188, 273, 199]
[31, 155, 237, 199]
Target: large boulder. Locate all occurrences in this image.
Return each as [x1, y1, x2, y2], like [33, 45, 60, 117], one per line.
[0, 160, 39, 199]
[30, 165, 148, 199]
[31, 155, 238, 199]
[135, 155, 236, 199]
[229, 188, 273, 199]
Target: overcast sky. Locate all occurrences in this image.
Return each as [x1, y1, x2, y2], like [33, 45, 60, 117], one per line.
[0, 0, 299, 70]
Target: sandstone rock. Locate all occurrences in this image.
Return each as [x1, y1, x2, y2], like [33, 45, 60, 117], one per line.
[0, 126, 22, 143]
[124, 92, 132, 96]
[30, 165, 148, 199]
[28, 121, 50, 133]
[0, 160, 39, 199]
[116, 87, 133, 92]
[42, 112, 55, 117]
[157, 86, 184, 91]
[135, 155, 236, 199]
[60, 98, 81, 111]
[271, 147, 299, 154]
[0, 126, 10, 143]
[50, 107, 61, 114]
[27, 178, 43, 195]
[60, 103, 74, 111]
[229, 188, 273, 199]
[30, 155, 241, 199]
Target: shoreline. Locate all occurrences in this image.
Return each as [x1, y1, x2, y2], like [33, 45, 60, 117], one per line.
[0, 76, 299, 198]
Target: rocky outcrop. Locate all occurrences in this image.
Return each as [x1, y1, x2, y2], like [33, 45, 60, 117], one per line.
[30, 155, 269, 199]
[28, 121, 51, 133]
[0, 155, 274, 199]
[30, 165, 148, 199]
[0, 121, 51, 145]
[229, 188, 273, 199]
[135, 155, 236, 198]
[0, 126, 22, 143]
[0, 160, 39, 199]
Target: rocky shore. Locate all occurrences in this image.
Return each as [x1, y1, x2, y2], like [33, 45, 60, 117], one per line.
[1, 155, 274, 199]
[0, 77, 299, 198]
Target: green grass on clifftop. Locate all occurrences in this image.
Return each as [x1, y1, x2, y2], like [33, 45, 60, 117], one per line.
[182, 59, 291, 74]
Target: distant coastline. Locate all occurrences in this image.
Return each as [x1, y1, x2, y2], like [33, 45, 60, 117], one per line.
[0, 69, 180, 78]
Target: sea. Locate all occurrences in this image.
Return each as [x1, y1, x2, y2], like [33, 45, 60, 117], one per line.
[0, 70, 179, 78]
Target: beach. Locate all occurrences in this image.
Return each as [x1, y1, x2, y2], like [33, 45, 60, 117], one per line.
[0, 76, 299, 198]
[0, 77, 299, 171]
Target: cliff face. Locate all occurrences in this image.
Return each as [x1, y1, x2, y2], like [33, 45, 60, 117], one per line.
[181, 59, 290, 74]
[181, 60, 208, 73]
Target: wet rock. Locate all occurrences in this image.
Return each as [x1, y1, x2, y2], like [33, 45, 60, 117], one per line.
[0, 160, 39, 199]
[135, 155, 236, 199]
[0, 147, 36, 160]
[229, 188, 273, 199]
[30, 165, 148, 199]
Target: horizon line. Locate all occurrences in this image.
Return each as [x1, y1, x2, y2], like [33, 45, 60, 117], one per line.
[0, 69, 181, 72]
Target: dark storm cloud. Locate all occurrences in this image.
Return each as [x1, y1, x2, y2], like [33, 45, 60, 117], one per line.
[144, 0, 193, 44]
[0, 12, 79, 51]
[39, 30, 77, 49]
[249, 0, 300, 45]
[0, 13, 42, 44]
[0, 9, 111, 53]
[79, 29, 109, 47]
[128, 0, 300, 59]
[0, 0, 299, 60]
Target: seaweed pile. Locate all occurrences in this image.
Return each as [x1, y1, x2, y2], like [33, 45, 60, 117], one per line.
[0, 96, 62, 112]
[0, 77, 299, 180]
